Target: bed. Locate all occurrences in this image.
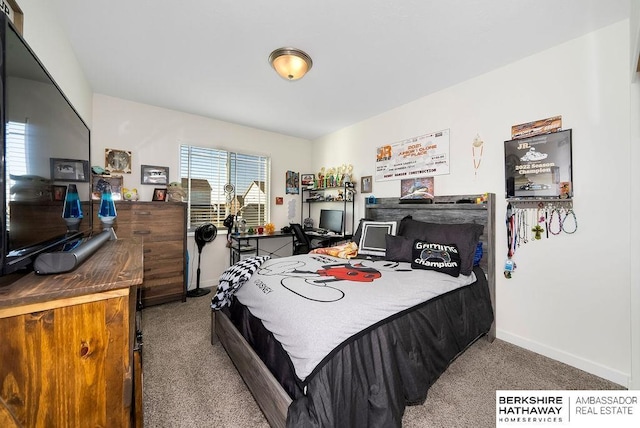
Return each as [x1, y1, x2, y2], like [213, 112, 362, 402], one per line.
[211, 193, 496, 428]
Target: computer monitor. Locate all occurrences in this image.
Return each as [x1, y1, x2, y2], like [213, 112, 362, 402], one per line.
[358, 221, 397, 256]
[319, 209, 344, 234]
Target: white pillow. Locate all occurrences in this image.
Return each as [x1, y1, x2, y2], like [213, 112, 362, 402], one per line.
[358, 221, 397, 256]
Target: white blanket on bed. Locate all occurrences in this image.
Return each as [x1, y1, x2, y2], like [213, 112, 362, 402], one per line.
[233, 254, 476, 381]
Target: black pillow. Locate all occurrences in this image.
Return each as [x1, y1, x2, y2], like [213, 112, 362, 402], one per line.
[384, 234, 413, 262]
[411, 240, 461, 277]
[398, 217, 483, 275]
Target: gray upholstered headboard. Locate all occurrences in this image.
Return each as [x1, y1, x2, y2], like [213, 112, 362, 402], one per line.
[364, 193, 496, 340]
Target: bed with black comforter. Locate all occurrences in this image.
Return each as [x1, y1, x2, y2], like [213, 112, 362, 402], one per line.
[212, 193, 496, 428]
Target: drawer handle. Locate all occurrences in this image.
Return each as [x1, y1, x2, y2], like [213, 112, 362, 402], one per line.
[133, 230, 151, 235]
[135, 211, 152, 216]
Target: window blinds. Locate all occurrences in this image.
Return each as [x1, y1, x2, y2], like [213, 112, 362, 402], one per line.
[180, 145, 270, 230]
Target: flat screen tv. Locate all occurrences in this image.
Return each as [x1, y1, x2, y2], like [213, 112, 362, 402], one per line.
[318, 209, 344, 234]
[0, 16, 92, 279]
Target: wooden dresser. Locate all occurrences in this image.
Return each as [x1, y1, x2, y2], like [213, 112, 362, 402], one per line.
[0, 239, 144, 428]
[94, 201, 187, 307]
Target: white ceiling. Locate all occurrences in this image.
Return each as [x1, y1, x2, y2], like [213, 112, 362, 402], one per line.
[51, 0, 630, 140]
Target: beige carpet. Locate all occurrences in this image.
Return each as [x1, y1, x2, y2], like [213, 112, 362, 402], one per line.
[142, 291, 622, 427]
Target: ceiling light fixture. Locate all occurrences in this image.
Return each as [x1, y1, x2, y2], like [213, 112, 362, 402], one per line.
[269, 47, 313, 81]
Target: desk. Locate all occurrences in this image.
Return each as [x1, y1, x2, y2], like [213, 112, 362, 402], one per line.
[229, 231, 295, 264]
[306, 231, 352, 247]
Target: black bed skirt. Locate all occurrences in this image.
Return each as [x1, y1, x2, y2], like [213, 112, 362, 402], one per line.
[223, 266, 494, 428]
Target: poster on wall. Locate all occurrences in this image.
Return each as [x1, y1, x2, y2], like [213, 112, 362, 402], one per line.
[375, 129, 450, 182]
[504, 129, 573, 199]
[399, 177, 434, 202]
[285, 170, 299, 194]
[511, 115, 562, 140]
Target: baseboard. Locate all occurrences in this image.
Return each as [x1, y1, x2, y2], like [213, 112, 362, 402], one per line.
[186, 279, 217, 291]
[497, 329, 630, 388]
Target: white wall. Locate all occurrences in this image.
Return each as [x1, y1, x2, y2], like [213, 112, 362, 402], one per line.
[313, 20, 633, 387]
[18, 0, 93, 126]
[92, 94, 312, 291]
[629, 3, 640, 391]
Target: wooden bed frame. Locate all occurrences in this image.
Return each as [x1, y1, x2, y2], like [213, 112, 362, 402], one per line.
[211, 193, 496, 428]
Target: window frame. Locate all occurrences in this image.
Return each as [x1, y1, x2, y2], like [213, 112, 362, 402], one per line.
[179, 144, 270, 232]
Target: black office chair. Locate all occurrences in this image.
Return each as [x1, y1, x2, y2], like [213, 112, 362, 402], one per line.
[290, 223, 319, 255]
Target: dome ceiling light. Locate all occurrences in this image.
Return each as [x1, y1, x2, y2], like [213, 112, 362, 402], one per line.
[268, 47, 313, 81]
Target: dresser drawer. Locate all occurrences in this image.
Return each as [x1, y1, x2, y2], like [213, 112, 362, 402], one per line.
[144, 258, 184, 279]
[130, 205, 183, 224]
[94, 201, 186, 306]
[132, 228, 184, 243]
[143, 241, 184, 260]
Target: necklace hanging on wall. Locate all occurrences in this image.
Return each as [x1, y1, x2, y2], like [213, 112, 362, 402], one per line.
[472, 134, 484, 177]
[562, 208, 578, 234]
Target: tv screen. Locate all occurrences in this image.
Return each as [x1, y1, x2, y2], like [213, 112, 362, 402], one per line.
[1, 17, 91, 276]
[318, 209, 344, 234]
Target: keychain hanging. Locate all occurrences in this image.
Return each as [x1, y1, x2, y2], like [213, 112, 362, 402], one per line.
[504, 203, 517, 278]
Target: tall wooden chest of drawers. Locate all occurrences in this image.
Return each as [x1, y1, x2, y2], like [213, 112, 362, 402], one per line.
[94, 201, 187, 306]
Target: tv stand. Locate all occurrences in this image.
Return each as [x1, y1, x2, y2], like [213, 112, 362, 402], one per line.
[0, 239, 144, 427]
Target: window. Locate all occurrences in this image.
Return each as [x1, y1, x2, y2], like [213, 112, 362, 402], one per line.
[180, 145, 270, 231]
[5, 121, 27, 228]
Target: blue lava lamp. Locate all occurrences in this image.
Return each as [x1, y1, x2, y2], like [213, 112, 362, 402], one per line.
[98, 183, 117, 235]
[62, 184, 83, 232]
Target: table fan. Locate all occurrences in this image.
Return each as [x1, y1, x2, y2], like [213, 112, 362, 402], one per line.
[187, 222, 217, 297]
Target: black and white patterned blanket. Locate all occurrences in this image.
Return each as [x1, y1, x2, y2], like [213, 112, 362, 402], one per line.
[211, 256, 270, 310]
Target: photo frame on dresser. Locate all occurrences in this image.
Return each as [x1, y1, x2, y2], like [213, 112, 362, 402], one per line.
[91, 175, 123, 200]
[152, 188, 167, 201]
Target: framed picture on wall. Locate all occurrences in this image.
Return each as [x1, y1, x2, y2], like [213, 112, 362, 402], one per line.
[361, 176, 372, 193]
[504, 129, 573, 199]
[400, 177, 434, 203]
[105, 148, 132, 174]
[141, 165, 169, 185]
[286, 171, 299, 194]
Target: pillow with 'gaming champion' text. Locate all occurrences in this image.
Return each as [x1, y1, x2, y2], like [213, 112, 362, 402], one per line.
[411, 240, 461, 277]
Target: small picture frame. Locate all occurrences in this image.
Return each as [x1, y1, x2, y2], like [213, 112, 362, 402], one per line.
[301, 173, 315, 186]
[105, 148, 132, 174]
[152, 188, 167, 201]
[141, 165, 169, 185]
[361, 176, 373, 194]
[92, 175, 123, 200]
[285, 171, 299, 194]
[52, 185, 67, 201]
[50, 158, 90, 182]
